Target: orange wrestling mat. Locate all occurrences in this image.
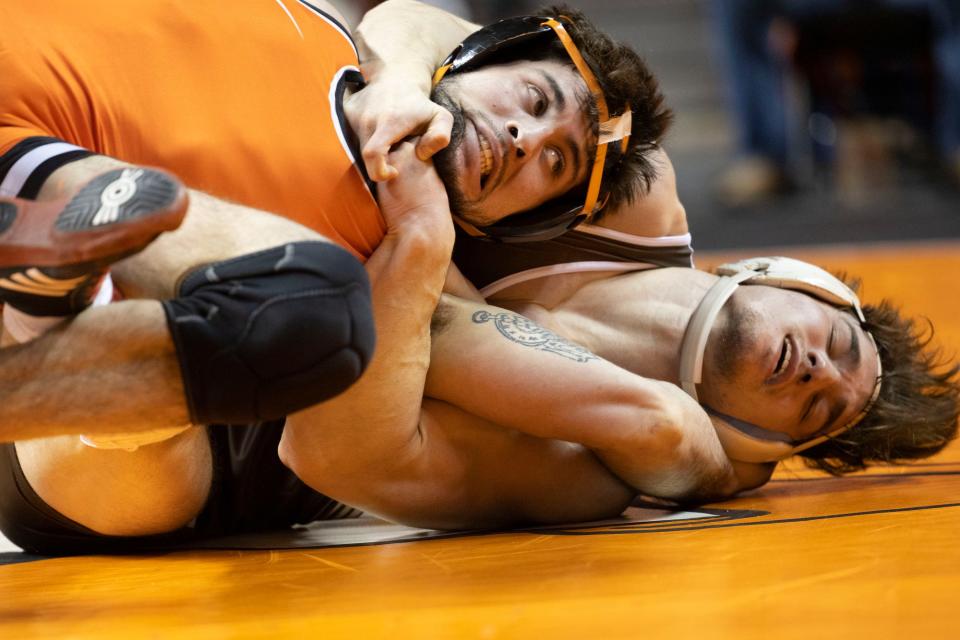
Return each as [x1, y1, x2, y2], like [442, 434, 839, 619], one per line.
[1, 240, 958, 639]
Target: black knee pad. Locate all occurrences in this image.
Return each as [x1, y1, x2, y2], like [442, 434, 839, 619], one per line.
[162, 241, 375, 425]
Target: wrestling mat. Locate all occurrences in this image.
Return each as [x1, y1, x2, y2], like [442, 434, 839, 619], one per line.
[1, 241, 958, 639]
[0, 504, 763, 565]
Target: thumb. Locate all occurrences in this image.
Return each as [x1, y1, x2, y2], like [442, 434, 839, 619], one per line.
[416, 109, 454, 161]
[363, 137, 399, 182]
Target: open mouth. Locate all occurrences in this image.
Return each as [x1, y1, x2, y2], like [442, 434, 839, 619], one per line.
[771, 335, 794, 379]
[478, 130, 494, 190]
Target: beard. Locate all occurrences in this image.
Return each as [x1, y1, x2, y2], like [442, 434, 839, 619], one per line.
[710, 295, 761, 382]
[430, 82, 480, 222]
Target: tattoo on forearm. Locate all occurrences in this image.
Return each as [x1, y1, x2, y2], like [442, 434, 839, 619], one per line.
[472, 310, 598, 363]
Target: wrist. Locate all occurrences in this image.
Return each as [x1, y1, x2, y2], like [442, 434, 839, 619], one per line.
[369, 227, 452, 307]
[385, 216, 454, 258]
[363, 59, 434, 95]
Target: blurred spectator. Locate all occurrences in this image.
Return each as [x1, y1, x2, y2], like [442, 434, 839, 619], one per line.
[710, 0, 960, 207]
[469, 0, 535, 23]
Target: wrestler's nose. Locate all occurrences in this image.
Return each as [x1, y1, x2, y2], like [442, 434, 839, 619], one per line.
[798, 350, 841, 390]
[506, 119, 549, 160]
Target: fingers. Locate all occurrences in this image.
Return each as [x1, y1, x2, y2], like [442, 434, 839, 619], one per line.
[385, 140, 425, 171]
[383, 141, 445, 195]
[361, 105, 454, 179]
[362, 138, 398, 182]
[416, 109, 454, 161]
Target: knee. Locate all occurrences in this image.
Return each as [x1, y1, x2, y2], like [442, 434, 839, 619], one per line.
[10, 433, 212, 540]
[87, 432, 213, 537]
[163, 241, 375, 425]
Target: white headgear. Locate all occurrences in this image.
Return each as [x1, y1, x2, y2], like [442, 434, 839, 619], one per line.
[679, 257, 882, 463]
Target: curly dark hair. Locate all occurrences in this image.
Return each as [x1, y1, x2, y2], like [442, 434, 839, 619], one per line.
[469, 5, 673, 215]
[537, 4, 673, 213]
[799, 276, 960, 474]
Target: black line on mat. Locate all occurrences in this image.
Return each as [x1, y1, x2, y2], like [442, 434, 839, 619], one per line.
[769, 469, 960, 482]
[538, 501, 960, 536]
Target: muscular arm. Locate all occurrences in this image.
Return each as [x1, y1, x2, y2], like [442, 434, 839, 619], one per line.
[283, 284, 763, 529]
[595, 147, 689, 238]
[281, 278, 764, 528]
[427, 296, 776, 503]
[355, 0, 479, 88]
[277, 143, 457, 513]
[281, 277, 637, 529]
[426, 295, 740, 503]
[347, 0, 480, 180]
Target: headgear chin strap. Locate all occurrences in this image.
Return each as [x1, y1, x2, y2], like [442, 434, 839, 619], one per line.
[679, 257, 883, 463]
[432, 15, 632, 242]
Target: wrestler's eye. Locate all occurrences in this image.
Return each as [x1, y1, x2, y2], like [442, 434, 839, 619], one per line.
[801, 392, 820, 424]
[529, 85, 547, 116]
[546, 146, 565, 177]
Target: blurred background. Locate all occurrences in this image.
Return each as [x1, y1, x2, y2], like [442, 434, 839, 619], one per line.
[335, 0, 960, 251]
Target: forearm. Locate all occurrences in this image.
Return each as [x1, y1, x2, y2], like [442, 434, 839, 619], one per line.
[427, 296, 670, 446]
[426, 295, 742, 501]
[598, 410, 777, 503]
[279, 223, 453, 493]
[355, 0, 479, 87]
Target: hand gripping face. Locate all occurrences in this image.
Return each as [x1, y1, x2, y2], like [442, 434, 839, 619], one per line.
[679, 257, 883, 463]
[432, 15, 632, 242]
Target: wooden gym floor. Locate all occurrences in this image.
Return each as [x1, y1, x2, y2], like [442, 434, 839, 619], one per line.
[1, 240, 958, 639]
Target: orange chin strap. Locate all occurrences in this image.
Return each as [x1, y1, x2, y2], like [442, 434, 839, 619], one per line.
[432, 17, 632, 223]
[540, 17, 631, 217]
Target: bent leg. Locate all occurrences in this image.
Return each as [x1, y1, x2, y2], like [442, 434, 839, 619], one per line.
[0, 299, 190, 440]
[164, 242, 374, 425]
[0, 419, 363, 554]
[37, 155, 331, 299]
[0, 428, 211, 553]
[0, 154, 373, 442]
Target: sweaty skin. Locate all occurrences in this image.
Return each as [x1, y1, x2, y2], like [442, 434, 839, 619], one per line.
[485, 264, 880, 456]
[352, 0, 689, 237]
[429, 58, 596, 224]
[698, 285, 881, 442]
[4, 0, 723, 540]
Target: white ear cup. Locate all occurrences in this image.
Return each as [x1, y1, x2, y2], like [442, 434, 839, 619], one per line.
[715, 256, 864, 320]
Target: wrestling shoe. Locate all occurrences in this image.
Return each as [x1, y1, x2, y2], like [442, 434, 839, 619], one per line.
[0, 167, 188, 316]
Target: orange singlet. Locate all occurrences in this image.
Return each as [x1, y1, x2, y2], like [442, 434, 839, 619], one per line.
[0, 0, 384, 261]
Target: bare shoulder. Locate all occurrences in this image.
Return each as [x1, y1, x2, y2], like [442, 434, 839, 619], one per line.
[596, 147, 688, 238]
